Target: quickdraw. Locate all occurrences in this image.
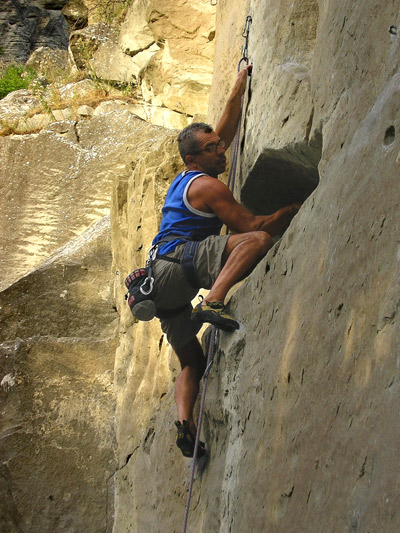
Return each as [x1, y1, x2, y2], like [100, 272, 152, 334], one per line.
[240, 15, 252, 67]
[228, 15, 252, 192]
[141, 244, 158, 295]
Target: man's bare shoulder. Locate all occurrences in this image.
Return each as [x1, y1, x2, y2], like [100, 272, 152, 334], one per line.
[190, 175, 230, 194]
[187, 174, 233, 213]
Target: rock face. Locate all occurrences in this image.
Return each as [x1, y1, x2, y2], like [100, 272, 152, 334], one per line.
[0, 217, 117, 532]
[68, 0, 215, 126]
[110, 0, 400, 531]
[1, 0, 400, 531]
[0, 0, 69, 63]
[0, 112, 182, 531]
[119, 0, 215, 117]
[0, 112, 146, 289]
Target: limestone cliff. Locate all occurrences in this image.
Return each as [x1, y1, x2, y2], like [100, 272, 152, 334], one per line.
[111, 1, 400, 532]
[0, 1, 213, 530]
[1, 0, 400, 532]
[67, 0, 215, 127]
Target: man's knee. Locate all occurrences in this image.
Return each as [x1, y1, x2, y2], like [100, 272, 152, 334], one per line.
[175, 337, 206, 377]
[250, 231, 273, 253]
[238, 231, 273, 256]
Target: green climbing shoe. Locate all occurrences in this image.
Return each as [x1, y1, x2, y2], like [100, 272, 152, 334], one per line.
[175, 420, 205, 458]
[191, 298, 239, 331]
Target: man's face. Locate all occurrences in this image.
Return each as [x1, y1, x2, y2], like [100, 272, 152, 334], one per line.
[188, 130, 227, 178]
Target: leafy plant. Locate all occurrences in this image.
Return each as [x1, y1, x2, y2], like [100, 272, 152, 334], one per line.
[0, 64, 36, 99]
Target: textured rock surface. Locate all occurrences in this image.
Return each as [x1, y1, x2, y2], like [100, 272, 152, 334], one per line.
[67, 0, 215, 124]
[1, 0, 400, 531]
[0, 0, 69, 63]
[110, 127, 186, 532]
[61, 0, 88, 30]
[0, 111, 156, 290]
[111, 0, 400, 531]
[0, 111, 181, 531]
[0, 217, 117, 532]
[26, 45, 69, 77]
[122, 0, 215, 117]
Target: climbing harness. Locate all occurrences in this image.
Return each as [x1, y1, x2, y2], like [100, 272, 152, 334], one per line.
[124, 237, 199, 321]
[182, 327, 219, 533]
[227, 15, 252, 193]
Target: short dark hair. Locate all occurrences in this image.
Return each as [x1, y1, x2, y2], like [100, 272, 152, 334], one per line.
[177, 122, 213, 164]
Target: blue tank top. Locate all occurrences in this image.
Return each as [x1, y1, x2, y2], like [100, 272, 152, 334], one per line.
[152, 170, 223, 255]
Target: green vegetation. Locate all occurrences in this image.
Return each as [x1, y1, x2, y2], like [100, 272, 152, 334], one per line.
[94, 0, 133, 25]
[0, 64, 36, 99]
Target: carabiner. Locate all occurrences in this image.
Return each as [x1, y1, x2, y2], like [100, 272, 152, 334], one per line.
[242, 15, 252, 38]
[240, 15, 252, 66]
[148, 244, 158, 262]
[140, 277, 154, 296]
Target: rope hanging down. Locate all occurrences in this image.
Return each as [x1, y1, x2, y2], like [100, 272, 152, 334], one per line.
[182, 327, 219, 533]
[181, 15, 252, 533]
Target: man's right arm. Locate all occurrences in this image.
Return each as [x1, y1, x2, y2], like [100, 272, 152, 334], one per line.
[193, 176, 300, 236]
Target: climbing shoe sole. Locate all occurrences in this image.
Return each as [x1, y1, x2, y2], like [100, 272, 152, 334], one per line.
[191, 301, 239, 332]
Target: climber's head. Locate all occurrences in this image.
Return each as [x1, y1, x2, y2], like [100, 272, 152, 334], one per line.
[178, 123, 226, 178]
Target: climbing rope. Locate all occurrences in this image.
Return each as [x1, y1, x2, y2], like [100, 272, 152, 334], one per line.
[227, 15, 252, 193]
[182, 15, 252, 533]
[182, 326, 218, 533]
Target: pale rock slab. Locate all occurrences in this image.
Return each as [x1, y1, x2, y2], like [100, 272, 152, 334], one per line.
[91, 38, 160, 85]
[26, 46, 70, 77]
[58, 78, 97, 99]
[0, 217, 117, 533]
[0, 111, 169, 290]
[68, 0, 216, 121]
[0, 90, 41, 126]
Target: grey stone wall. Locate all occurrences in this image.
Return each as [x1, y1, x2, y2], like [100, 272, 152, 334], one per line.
[0, 0, 69, 63]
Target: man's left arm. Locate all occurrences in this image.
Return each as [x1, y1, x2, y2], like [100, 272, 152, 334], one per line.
[215, 65, 252, 149]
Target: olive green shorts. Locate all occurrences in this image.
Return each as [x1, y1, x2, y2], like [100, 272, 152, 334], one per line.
[151, 234, 230, 350]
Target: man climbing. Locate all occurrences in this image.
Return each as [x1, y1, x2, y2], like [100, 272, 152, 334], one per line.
[149, 65, 300, 457]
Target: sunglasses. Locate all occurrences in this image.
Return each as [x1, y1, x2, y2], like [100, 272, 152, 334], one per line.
[190, 139, 226, 155]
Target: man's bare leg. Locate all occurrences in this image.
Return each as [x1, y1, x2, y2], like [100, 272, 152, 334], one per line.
[174, 337, 206, 435]
[206, 231, 273, 304]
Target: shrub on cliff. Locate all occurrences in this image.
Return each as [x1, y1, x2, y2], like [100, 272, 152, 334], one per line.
[0, 64, 36, 99]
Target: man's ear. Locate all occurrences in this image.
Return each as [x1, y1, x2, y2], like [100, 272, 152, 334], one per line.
[185, 154, 196, 167]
